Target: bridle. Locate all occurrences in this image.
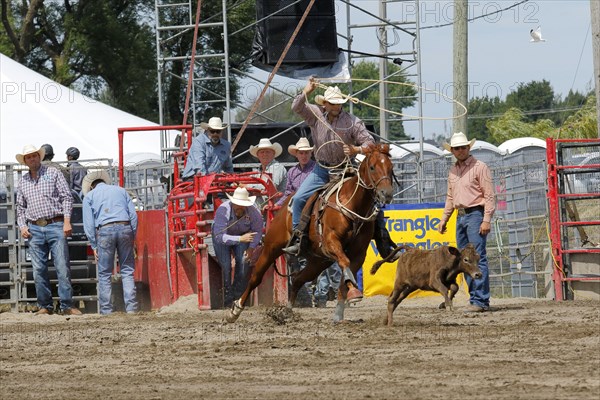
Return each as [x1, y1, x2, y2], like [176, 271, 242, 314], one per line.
[358, 148, 392, 192]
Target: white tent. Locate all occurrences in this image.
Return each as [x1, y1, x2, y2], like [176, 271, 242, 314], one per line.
[0, 53, 164, 164]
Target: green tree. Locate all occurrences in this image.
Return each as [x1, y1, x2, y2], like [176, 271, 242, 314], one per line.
[1, 0, 158, 121]
[504, 80, 555, 123]
[157, 1, 256, 125]
[340, 60, 416, 140]
[486, 107, 556, 144]
[234, 90, 302, 124]
[467, 95, 504, 142]
[559, 95, 598, 139]
[553, 89, 590, 126]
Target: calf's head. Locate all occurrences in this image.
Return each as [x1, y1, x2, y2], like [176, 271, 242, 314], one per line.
[449, 244, 482, 280]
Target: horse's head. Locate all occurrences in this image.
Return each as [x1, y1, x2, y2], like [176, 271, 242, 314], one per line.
[359, 143, 394, 204]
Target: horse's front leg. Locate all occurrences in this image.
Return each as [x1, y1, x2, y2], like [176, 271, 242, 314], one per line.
[326, 243, 361, 323]
[226, 243, 281, 323]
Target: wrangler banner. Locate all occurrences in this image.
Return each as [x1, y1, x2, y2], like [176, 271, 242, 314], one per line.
[363, 203, 458, 298]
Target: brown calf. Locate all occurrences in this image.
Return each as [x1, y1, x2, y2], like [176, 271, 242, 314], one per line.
[370, 244, 482, 326]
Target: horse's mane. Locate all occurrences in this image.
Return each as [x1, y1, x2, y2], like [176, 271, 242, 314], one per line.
[364, 143, 391, 157]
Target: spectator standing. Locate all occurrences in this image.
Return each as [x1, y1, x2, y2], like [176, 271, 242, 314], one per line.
[15, 144, 81, 315]
[313, 263, 341, 308]
[82, 170, 139, 315]
[249, 138, 288, 195]
[41, 143, 70, 184]
[212, 187, 263, 307]
[275, 137, 316, 207]
[438, 132, 496, 313]
[182, 117, 234, 179]
[276, 137, 316, 307]
[66, 147, 87, 195]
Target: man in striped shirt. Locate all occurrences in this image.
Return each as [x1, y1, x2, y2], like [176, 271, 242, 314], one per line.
[283, 78, 374, 256]
[16, 144, 81, 315]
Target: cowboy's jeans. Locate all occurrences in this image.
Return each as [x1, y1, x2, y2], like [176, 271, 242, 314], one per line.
[97, 224, 138, 314]
[456, 209, 490, 308]
[314, 263, 342, 303]
[28, 222, 73, 311]
[291, 164, 330, 229]
[214, 241, 250, 306]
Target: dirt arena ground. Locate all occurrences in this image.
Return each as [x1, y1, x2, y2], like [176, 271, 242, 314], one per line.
[1, 293, 598, 400]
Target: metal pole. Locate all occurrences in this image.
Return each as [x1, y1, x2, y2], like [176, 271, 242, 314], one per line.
[591, 0, 600, 138]
[379, 0, 388, 140]
[416, 0, 424, 202]
[453, 0, 468, 135]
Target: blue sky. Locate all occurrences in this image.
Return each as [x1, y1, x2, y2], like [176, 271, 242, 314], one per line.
[410, 0, 594, 139]
[250, 0, 594, 141]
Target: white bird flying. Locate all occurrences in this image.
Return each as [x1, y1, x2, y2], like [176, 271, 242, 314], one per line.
[530, 26, 546, 42]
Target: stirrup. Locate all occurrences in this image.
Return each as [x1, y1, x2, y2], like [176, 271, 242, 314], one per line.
[282, 242, 300, 256]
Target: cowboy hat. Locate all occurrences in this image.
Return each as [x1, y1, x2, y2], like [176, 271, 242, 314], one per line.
[199, 117, 227, 132]
[288, 137, 313, 157]
[226, 187, 256, 207]
[315, 86, 349, 106]
[249, 138, 283, 158]
[82, 170, 112, 195]
[443, 132, 476, 152]
[15, 144, 45, 165]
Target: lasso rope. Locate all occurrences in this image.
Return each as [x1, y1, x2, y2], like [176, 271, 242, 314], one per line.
[314, 78, 468, 120]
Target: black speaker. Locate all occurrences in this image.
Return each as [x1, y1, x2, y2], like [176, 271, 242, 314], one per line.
[261, 0, 335, 16]
[255, 0, 338, 65]
[263, 16, 338, 64]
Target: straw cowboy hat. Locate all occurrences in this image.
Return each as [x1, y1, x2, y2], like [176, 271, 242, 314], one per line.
[315, 86, 349, 106]
[15, 144, 46, 165]
[82, 170, 112, 195]
[249, 138, 283, 158]
[288, 137, 313, 157]
[226, 187, 256, 207]
[199, 117, 228, 131]
[443, 132, 476, 152]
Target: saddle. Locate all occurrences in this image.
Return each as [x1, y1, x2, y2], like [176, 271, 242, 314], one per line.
[286, 168, 367, 255]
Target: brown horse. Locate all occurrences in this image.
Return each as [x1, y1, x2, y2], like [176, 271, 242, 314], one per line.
[226, 143, 394, 323]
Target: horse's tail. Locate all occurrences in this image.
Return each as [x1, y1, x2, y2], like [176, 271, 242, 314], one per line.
[370, 245, 410, 275]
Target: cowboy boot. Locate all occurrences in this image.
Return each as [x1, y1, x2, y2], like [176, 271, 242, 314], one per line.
[282, 229, 303, 256]
[373, 211, 397, 259]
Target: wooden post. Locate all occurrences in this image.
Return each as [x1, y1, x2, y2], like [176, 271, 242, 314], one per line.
[453, 0, 468, 135]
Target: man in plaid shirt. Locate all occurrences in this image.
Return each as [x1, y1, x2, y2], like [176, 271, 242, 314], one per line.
[16, 144, 82, 315]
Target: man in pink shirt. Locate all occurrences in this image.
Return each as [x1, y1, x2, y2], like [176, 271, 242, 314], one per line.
[438, 132, 495, 313]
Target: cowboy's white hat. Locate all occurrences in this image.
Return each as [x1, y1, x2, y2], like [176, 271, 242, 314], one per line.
[288, 137, 313, 157]
[249, 138, 283, 158]
[15, 144, 45, 165]
[82, 170, 112, 195]
[200, 117, 228, 131]
[226, 187, 256, 207]
[315, 86, 349, 106]
[443, 132, 476, 151]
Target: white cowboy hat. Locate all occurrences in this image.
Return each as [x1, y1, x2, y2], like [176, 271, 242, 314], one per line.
[226, 187, 256, 207]
[249, 138, 283, 158]
[288, 137, 313, 157]
[82, 170, 112, 195]
[15, 144, 45, 165]
[443, 132, 476, 151]
[200, 117, 228, 131]
[315, 86, 349, 106]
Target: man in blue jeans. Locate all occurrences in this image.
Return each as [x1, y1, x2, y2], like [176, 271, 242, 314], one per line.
[15, 144, 82, 315]
[212, 187, 263, 308]
[438, 132, 496, 313]
[82, 170, 138, 315]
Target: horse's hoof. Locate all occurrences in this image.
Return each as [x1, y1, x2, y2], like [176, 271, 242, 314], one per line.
[225, 299, 244, 323]
[346, 288, 363, 304]
[439, 302, 446, 309]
